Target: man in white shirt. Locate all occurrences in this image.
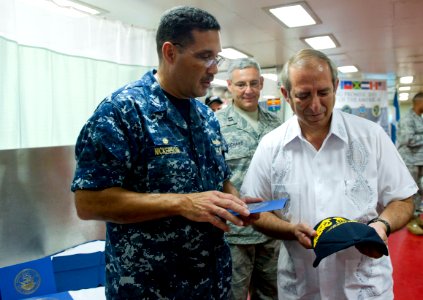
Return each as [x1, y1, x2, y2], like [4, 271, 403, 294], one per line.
[241, 49, 417, 300]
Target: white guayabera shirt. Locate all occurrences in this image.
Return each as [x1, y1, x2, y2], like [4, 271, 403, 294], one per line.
[241, 110, 417, 300]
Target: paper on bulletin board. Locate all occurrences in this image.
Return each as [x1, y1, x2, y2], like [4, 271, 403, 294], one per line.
[335, 80, 389, 135]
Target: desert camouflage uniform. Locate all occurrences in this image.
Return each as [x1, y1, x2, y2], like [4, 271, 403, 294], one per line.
[71, 70, 232, 299]
[216, 104, 281, 300]
[397, 108, 423, 214]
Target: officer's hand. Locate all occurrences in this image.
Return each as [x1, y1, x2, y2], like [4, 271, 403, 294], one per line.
[237, 197, 263, 226]
[180, 191, 250, 232]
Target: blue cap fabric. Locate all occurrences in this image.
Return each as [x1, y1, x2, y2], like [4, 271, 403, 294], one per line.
[312, 216, 388, 267]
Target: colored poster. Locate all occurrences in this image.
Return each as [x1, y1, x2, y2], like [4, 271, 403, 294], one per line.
[266, 98, 281, 111]
[336, 80, 389, 135]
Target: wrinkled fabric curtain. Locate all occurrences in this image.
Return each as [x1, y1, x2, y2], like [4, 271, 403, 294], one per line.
[0, 0, 157, 149]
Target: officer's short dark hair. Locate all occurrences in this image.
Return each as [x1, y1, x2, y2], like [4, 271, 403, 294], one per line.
[156, 6, 220, 61]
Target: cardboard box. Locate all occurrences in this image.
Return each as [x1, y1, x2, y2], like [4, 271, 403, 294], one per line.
[0, 256, 57, 300]
[23, 286, 105, 300]
[51, 241, 105, 292]
[0, 241, 105, 299]
[22, 290, 73, 300]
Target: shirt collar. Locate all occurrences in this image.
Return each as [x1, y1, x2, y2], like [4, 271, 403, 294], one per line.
[141, 70, 203, 130]
[330, 110, 349, 144]
[282, 110, 349, 147]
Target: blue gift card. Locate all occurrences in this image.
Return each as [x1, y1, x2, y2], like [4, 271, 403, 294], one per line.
[229, 198, 288, 215]
[0, 256, 56, 300]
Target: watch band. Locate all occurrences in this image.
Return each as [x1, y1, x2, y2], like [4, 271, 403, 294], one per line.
[367, 217, 391, 237]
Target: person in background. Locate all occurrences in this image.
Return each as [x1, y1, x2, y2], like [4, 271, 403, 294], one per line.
[397, 91, 423, 235]
[241, 48, 417, 299]
[71, 6, 257, 299]
[216, 58, 281, 300]
[206, 95, 224, 112]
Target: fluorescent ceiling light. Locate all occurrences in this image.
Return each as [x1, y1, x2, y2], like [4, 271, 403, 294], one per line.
[211, 79, 228, 87]
[262, 73, 278, 81]
[399, 76, 414, 84]
[399, 92, 409, 101]
[268, 2, 318, 28]
[303, 35, 338, 50]
[50, 0, 105, 15]
[219, 48, 248, 59]
[338, 65, 358, 73]
[398, 86, 411, 91]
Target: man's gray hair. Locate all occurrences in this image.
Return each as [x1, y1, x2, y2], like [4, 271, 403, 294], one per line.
[280, 48, 338, 95]
[226, 57, 261, 80]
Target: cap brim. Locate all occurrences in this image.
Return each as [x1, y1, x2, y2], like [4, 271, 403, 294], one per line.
[312, 241, 356, 267]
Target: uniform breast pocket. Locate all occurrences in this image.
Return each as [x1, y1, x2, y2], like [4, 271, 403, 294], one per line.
[146, 146, 195, 192]
[209, 143, 228, 185]
[225, 136, 255, 161]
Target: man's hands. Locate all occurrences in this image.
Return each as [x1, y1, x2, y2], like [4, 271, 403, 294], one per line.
[238, 197, 262, 226]
[290, 223, 317, 248]
[179, 191, 258, 232]
[355, 222, 389, 258]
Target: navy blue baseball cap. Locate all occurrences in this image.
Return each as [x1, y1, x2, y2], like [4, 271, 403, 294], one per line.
[205, 95, 223, 106]
[312, 216, 388, 267]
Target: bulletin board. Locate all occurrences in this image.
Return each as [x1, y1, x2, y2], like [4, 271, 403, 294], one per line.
[335, 80, 390, 135]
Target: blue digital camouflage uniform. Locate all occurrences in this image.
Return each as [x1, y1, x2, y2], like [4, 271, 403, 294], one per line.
[71, 70, 232, 299]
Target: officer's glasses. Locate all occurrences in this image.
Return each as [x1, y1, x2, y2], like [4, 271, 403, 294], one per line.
[173, 42, 225, 68]
[233, 80, 261, 91]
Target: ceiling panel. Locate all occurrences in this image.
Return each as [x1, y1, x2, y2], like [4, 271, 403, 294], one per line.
[80, 0, 423, 102]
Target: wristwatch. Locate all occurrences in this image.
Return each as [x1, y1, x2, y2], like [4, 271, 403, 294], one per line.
[367, 217, 391, 237]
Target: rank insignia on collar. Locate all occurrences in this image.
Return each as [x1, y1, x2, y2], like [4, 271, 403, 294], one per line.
[212, 140, 221, 146]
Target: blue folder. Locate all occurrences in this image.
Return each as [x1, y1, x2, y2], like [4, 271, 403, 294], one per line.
[229, 197, 288, 215]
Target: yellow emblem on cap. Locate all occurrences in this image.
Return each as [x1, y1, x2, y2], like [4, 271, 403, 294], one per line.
[163, 138, 169, 145]
[313, 217, 353, 248]
[212, 140, 221, 146]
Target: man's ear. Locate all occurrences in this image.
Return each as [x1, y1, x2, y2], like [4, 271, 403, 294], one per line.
[162, 42, 177, 64]
[227, 80, 233, 93]
[281, 86, 290, 103]
[334, 79, 340, 93]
